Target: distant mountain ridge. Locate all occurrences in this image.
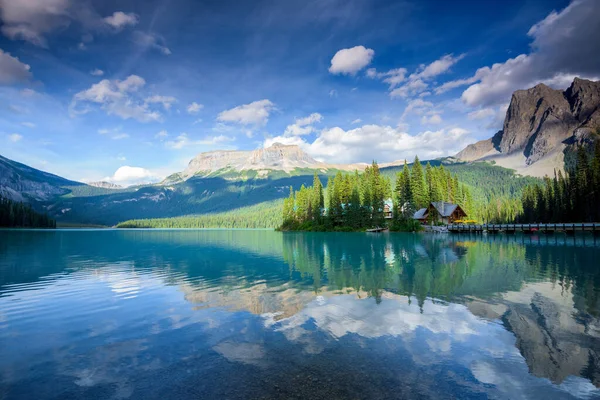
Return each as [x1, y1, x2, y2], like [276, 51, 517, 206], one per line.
[456, 77, 600, 177]
[0, 154, 82, 202]
[87, 181, 123, 189]
[180, 142, 327, 179]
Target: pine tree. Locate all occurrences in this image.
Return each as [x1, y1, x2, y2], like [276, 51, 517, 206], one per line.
[410, 156, 427, 209]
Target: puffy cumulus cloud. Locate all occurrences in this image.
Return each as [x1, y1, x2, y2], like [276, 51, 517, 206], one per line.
[186, 102, 203, 114]
[265, 124, 472, 164]
[217, 99, 275, 126]
[0, 0, 139, 46]
[0, 0, 70, 46]
[165, 133, 234, 150]
[102, 11, 138, 30]
[104, 166, 158, 186]
[0, 49, 32, 85]
[440, 0, 600, 107]
[370, 54, 463, 98]
[329, 45, 374, 75]
[145, 95, 176, 110]
[70, 75, 170, 122]
[283, 112, 323, 136]
[90, 68, 104, 76]
[132, 31, 171, 55]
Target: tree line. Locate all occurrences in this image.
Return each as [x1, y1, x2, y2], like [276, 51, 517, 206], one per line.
[117, 200, 283, 229]
[280, 157, 476, 231]
[519, 142, 600, 223]
[0, 196, 56, 228]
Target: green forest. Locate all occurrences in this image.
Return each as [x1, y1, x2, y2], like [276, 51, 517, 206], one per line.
[279, 158, 476, 231]
[116, 200, 282, 228]
[0, 196, 56, 228]
[519, 142, 600, 223]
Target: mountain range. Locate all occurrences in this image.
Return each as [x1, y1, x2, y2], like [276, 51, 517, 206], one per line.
[455, 78, 600, 177]
[1, 77, 598, 226]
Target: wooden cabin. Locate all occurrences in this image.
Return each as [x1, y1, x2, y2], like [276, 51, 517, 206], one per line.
[413, 201, 467, 225]
[383, 199, 394, 219]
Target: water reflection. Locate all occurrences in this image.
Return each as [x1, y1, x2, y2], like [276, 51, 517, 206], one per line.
[0, 230, 599, 399]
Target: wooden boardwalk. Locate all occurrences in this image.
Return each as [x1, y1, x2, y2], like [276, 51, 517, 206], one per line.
[448, 223, 600, 234]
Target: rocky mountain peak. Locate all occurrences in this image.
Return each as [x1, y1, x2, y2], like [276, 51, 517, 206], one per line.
[456, 77, 600, 177]
[182, 143, 324, 178]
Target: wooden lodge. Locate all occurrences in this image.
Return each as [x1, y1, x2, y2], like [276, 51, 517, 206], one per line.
[413, 202, 467, 225]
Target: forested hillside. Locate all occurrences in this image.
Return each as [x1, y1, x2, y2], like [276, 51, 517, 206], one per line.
[519, 142, 600, 223]
[117, 200, 282, 228]
[0, 196, 56, 228]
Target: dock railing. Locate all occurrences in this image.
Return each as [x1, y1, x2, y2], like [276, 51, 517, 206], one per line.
[447, 223, 600, 233]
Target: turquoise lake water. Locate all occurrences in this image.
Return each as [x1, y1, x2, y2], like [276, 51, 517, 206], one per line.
[1, 229, 599, 399]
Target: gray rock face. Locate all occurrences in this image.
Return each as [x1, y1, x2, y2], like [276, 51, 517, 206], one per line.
[182, 142, 326, 178]
[87, 181, 123, 189]
[0, 154, 80, 202]
[456, 78, 600, 169]
[502, 292, 600, 387]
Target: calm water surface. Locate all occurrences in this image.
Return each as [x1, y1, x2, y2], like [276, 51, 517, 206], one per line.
[1, 229, 599, 399]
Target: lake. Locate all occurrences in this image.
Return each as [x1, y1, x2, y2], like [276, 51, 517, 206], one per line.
[1, 229, 599, 399]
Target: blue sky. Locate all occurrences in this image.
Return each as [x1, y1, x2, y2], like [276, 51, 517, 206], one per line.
[1, 0, 599, 185]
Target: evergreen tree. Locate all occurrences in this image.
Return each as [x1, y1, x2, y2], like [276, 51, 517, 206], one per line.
[410, 156, 427, 209]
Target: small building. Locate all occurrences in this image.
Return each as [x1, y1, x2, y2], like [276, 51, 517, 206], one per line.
[383, 199, 394, 219]
[413, 207, 428, 223]
[413, 201, 467, 225]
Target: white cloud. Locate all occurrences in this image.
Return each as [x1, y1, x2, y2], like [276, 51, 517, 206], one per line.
[165, 133, 234, 149]
[328, 89, 337, 98]
[440, 0, 600, 107]
[217, 99, 274, 126]
[0, 0, 139, 47]
[419, 54, 465, 79]
[105, 166, 158, 186]
[367, 67, 408, 88]
[97, 126, 130, 140]
[132, 31, 171, 55]
[145, 95, 176, 110]
[467, 108, 496, 120]
[21, 122, 35, 128]
[351, 119, 362, 124]
[155, 130, 168, 139]
[421, 114, 443, 125]
[329, 45, 375, 75]
[7, 133, 23, 142]
[187, 102, 203, 114]
[70, 75, 166, 122]
[90, 68, 104, 76]
[401, 98, 434, 119]
[0, 49, 32, 84]
[265, 124, 472, 164]
[283, 113, 323, 136]
[371, 54, 464, 98]
[0, 0, 70, 46]
[103, 11, 138, 30]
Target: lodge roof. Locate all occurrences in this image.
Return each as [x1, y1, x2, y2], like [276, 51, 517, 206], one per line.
[413, 208, 427, 219]
[430, 201, 459, 217]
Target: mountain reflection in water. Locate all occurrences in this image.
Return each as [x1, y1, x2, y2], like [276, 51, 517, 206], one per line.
[0, 230, 599, 399]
